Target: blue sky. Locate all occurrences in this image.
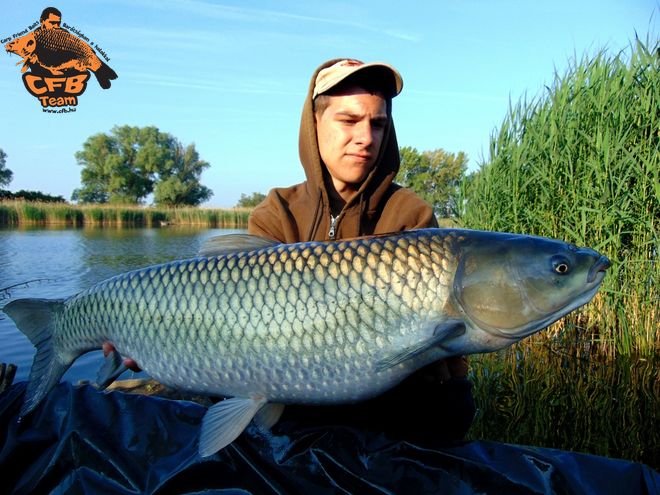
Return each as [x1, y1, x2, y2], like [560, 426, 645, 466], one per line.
[1, 1, 657, 207]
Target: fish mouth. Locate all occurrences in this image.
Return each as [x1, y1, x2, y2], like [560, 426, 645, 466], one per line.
[588, 255, 611, 283]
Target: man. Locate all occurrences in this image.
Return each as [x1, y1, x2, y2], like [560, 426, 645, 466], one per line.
[39, 7, 63, 30]
[248, 58, 475, 441]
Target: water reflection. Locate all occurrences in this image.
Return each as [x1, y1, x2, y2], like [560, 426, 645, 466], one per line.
[0, 227, 245, 383]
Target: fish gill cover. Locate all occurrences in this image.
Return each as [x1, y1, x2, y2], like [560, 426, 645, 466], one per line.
[3, 6, 117, 112]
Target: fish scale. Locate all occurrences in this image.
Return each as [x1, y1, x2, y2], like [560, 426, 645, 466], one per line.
[3, 228, 610, 456]
[35, 29, 94, 59]
[56, 232, 445, 403]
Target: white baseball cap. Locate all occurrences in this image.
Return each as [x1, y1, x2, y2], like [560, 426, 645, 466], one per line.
[313, 59, 403, 99]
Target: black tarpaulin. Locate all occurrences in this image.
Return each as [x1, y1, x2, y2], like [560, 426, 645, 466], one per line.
[0, 382, 658, 494]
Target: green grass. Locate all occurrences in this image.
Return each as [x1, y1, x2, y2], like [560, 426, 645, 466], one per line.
[469, 348, 658, 467]
[0, 201, 250, 228]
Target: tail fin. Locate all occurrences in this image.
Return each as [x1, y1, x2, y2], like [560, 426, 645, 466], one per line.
[3, 298, 71, 418]
[94, 62, 118, 89]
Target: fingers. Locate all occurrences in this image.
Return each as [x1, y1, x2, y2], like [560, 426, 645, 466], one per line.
[123, 358, 141, 372]
[102, 342, 114, 357]
[102, 342, 141, 372]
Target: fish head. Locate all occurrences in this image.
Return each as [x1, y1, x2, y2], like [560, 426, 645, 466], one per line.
[452, 232, 610, 346]
[5, 32, 36, 57]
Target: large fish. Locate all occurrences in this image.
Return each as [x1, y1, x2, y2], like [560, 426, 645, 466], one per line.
[3, 229, 610, 456]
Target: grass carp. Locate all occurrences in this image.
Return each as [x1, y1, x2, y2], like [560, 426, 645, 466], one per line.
[2, 228, 610, 456]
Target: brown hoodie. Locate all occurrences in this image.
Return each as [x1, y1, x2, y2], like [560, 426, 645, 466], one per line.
[248, 58, 437, 242]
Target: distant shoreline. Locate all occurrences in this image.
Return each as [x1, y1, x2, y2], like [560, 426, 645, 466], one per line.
[0, 200, 250, 228]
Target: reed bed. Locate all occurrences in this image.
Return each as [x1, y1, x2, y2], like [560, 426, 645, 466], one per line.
[458, 37, 659, 467]
[458, 38, 659, 358]
[0, 201, 250, 228]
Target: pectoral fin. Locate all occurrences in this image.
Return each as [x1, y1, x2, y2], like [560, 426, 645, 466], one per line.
[199, 396, 267, 457]
[375, 321, 466, 372]
[96, 349, 129, 390]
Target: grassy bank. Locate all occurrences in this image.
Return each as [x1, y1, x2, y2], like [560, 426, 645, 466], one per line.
[459, 38, 659, 468]
[469, 347, 659, 468]
[0, 201, 250, 228]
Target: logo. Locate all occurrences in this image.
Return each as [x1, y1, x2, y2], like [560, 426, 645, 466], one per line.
[3, 6, 117, 112]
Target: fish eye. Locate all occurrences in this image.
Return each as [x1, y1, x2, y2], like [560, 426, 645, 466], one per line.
[551, 256, 570, 275]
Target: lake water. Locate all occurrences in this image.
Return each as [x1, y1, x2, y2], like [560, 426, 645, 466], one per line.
[0, 227, 245, 384]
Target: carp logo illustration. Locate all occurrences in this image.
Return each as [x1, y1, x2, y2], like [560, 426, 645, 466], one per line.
[4, 7, 117, 110]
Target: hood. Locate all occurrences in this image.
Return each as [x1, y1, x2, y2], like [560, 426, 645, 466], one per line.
[298, 58, 401, 236]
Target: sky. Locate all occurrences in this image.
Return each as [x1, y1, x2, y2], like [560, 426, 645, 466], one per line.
[0, 1, 657, 207]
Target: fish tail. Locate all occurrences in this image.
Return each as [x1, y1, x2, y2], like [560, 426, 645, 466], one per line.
[3, 298, 71, 418]
[94, 61, 117, 89]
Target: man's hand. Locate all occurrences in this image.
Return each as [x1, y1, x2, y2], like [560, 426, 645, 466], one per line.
[102, 342, 142, 372]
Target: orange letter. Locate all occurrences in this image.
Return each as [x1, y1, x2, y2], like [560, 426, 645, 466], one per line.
[64, 74, 89, 94]
[44, 78, 66, 92]
[24, 74, 47, 95]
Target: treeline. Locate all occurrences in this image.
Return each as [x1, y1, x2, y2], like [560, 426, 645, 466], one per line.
[0, 127, 213, 207]
[0, 130, 469, 217]
[0, 189, 66, 203]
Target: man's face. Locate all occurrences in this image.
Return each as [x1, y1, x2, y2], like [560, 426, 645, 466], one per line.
[315, 87, 388, 199]
[41, 14, 61, 30]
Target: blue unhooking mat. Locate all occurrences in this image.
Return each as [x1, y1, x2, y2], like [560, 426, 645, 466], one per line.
[0, 382, 658, 494]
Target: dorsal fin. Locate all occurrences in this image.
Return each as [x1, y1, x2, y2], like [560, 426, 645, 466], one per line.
[198, 234, 280, 257]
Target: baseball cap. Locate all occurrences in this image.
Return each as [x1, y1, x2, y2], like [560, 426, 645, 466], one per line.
[312, 59, 403, 99]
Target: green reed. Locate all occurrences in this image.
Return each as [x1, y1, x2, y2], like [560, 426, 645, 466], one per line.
[0, 201, 250, 229]
[169, 207, 251, 227]
[0, 204, 18, 226]
[458, 37, 659, 358]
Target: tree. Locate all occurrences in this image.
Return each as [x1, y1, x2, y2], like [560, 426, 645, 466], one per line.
[72, 126, 213, 206]
[236, 192, 266, 208]
[0, 148, 12, 188]
[153, 142, 212, 206]
[398, 147, 468, 217]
